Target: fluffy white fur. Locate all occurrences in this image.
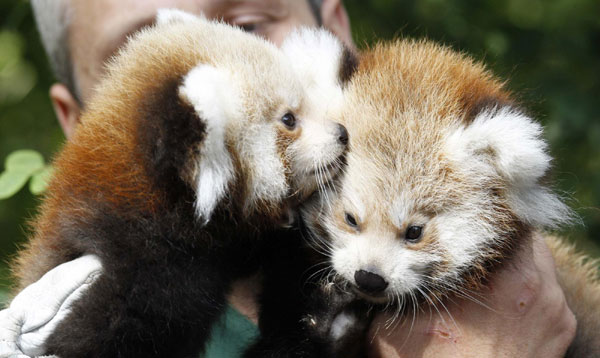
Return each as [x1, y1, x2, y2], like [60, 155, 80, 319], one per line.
[239, 122, 288, 211]
[445, 106, 573, 228]
[179, 65, 238, 224]
[281, 28, 345, 106]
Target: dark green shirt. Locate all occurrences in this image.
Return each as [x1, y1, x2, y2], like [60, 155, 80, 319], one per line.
[203, 305, 259, 357]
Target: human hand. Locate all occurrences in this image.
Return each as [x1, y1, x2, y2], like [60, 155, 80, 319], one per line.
[0, 255, 102, 358]
[367, 233, 576, 358]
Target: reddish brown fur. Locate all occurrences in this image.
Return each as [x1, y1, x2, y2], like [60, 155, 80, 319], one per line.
[355, 40, 512, 126]
[12, 26, 236, 290]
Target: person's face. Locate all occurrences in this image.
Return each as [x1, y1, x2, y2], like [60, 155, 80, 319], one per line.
[52, 0, 352, 138]
[68, 0, 344, 102]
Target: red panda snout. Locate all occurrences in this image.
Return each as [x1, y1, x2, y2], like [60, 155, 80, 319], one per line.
[286, 118, 349, 201]
[354, 269, 389, 295]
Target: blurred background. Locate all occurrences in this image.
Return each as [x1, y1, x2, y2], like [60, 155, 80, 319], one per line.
[0, 0, 599, 301]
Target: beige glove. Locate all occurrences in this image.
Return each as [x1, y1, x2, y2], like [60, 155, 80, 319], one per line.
[0, 255, 102, 358]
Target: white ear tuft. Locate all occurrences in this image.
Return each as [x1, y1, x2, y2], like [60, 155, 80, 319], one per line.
[507, 186, 575, 229]
[446, 106, 574, 228]
[179, 64, 240, 224]
[447, 107, 550, 185]
[281, 28, 345, 90]
[156, 8, 203, 26]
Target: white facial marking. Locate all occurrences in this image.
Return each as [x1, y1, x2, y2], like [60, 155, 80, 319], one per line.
[389, 191, 412, 226]
[179, 64, 240, 224]
[239, 124, 288, 210]
[436, 211, 493, 268]
[288, 117, 345, 177]
[346, 191, 366, 222]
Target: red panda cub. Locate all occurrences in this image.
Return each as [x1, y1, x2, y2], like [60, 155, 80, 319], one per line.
[11, 10, 352, 358]
[304, 40, 600, 357]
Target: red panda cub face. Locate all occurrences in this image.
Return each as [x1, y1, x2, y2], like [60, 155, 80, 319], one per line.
[305, 40, 572, 305]
[154, 11, 351, 222]
[280, 29, 355, 201]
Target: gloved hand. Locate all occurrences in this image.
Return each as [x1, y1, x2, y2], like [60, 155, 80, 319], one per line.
[0, 255, 102, 358]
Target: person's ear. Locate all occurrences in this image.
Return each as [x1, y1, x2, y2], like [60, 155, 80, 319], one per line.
[50, 83, 81, 139]
[320, 0, 354, 51]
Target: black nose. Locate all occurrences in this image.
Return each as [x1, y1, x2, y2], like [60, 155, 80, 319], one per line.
[337, 124, 349, 146]
[354, 270, 388, 294]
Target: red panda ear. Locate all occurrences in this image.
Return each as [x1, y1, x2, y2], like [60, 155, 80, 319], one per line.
[156, 8, 204, 26]
[447, 107, 550, 185]
[445, 106, 573, 228]
[179, 65, 240, 225]
[281, 28, 351, 90]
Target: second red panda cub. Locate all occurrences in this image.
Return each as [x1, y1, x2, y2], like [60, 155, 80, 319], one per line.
[304, 40, 600, 357]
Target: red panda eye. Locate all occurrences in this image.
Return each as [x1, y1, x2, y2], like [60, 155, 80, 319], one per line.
[281, 112, 296, 129]
[345, 212, 358, 228]
[405, 225, 423, 242]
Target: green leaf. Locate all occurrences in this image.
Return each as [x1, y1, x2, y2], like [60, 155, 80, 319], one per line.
[5, 150, 44, 175]
[29, 165, 54, 195]
[0, 289, 8, 306]
[0, 170, 30, 199]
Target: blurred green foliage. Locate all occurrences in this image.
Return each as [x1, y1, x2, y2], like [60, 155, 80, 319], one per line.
[0, 0, 599, 296]
[1, 0, 64, 292]
[0, 150, 52, 198]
